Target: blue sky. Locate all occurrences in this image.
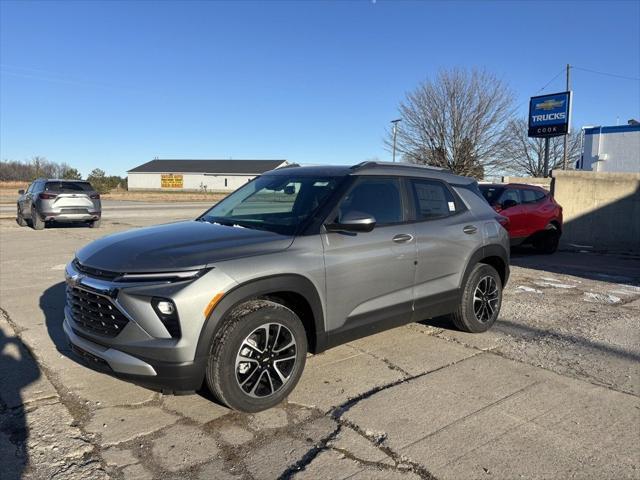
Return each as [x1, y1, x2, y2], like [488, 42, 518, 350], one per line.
[1, 0, 639, 177]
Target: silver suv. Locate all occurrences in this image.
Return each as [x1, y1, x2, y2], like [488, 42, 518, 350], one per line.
[64, 162, 509, 412]
[17, 179, 102, 229]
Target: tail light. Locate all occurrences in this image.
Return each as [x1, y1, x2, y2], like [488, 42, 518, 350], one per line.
[90, 193, 100, 199]
[496, 215, 510, 230]
[39, 192, 57, 199]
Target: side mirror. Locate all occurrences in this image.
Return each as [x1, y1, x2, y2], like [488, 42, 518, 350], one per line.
[283, 185, 296, 195]
[325, 211, 376, 233]
[502, 199, 518, 210]
[18, 189, 25, 195]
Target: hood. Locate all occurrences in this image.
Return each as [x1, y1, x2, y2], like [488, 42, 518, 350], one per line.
[76, 220, 293, 273]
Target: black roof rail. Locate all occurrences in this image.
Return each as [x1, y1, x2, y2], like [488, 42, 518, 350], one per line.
[350, 161, 451, 173]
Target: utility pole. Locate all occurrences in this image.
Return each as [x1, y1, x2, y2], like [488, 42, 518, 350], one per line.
[391, 118, 402, 162]
[563, 63, 571, 169]
[543, 137, 550, 178]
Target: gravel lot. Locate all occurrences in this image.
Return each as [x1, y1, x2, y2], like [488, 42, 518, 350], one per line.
[1, 204, 638, 480]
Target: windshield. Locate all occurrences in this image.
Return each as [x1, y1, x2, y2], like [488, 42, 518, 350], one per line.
[479, 185, 505, 206]
[199, 174, 342, 235]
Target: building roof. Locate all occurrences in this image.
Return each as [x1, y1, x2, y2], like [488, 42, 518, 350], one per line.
[583, 124, 640, 135]
[127, 159, 287, 174]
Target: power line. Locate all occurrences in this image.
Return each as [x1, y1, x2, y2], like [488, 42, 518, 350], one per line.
[572, 66, 640, 82]
[533, 68, 565, 95]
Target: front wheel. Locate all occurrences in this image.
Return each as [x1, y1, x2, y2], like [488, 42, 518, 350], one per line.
[205, 300, 307, 412]
[449, 263, 502, 333]
[88, 218, 101, 228]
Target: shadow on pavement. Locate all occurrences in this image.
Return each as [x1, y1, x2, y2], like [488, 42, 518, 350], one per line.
[418, 316, 640, 362]
[0, 325, 41, 480]
[510, 250, 640, 286]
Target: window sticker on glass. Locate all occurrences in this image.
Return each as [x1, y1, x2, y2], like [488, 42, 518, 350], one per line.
[448, 201, 456, 212]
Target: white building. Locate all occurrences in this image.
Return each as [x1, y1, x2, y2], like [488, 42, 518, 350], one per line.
[578, 123, 640, 173]
[127, 159, 288, 192]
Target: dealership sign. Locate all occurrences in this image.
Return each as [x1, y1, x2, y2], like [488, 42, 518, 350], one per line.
[528, 91, 571, 138]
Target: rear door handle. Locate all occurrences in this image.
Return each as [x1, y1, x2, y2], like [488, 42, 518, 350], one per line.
[463, 225, 478, 234]
[392, 233, 414, 243]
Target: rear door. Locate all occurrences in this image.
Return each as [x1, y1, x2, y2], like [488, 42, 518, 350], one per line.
[44, 181, 97, 212]
[498, 188, 526, 239]
[322, 176, 417, 341]
[408, 178, 481, 320]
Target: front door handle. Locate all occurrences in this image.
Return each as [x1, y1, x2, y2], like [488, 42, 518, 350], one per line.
[463, 225, 478, 235]
[392, 233, 414, 243]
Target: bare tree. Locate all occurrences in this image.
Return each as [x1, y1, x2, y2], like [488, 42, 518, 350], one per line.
[500, 119, 581, 177]
[387, 68, 514, 178]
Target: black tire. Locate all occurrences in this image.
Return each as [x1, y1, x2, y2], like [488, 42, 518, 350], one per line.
[534, 229, 559, 254]
[89, 218, 101, 228]
[205, 299, 307, 412]
[31, 206, 44, 230]
[449, 263, 502, 333]
[16, 206, 27, 226]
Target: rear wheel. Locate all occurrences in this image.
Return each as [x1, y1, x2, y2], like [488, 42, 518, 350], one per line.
[16, 206, 26, 226]
[449, 263, 502, 333]
[205, 300, 307, 412]
[30, 206, 44, 230]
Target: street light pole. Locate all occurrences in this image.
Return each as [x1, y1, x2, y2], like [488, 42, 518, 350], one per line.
[563, 63, 571, 170]
[391, 118, 402, 162]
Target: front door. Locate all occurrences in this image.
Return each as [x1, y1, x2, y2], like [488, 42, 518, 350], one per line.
[322, 176, 417, 344]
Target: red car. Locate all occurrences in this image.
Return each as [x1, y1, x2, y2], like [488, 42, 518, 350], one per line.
[479, 183, 563, 253]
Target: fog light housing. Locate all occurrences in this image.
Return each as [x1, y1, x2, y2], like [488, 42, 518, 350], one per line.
[151, 297, 181, 338]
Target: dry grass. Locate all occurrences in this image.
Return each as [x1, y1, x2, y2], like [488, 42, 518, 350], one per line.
[102, 190, 227, 202]
[0, 182, 28, 204]
[0, 181, 227, 204]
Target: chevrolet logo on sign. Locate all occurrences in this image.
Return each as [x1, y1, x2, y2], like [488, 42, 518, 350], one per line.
[535, 99, 565, 111]
[528, 91, 571, 138]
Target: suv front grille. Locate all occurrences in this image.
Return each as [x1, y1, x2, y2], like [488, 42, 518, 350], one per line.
[66, 286, 129, 337]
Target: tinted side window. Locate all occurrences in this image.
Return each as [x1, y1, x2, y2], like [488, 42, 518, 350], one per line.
[498, 189, 520, 205]
[410, 179, 458, 220]
[521, 189, 547, 204]
[338, 177, 403, 225]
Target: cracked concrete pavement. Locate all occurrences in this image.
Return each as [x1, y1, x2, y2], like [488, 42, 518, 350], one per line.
[0, 204, 639, 479]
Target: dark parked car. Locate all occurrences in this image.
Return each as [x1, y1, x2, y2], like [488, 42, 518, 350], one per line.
[479, 183, 563, 253]
[17, 179, 102, 230]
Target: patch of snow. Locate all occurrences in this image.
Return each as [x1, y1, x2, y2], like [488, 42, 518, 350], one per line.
[583, 292, 622, 304]
[533, 281, 577, 289]
[516, 286, 543, 294]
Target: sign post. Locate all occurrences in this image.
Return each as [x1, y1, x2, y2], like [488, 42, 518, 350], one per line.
[528, 91, 572, 177]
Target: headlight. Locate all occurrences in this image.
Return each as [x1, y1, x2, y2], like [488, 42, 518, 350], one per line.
[116, 268, 209, 283]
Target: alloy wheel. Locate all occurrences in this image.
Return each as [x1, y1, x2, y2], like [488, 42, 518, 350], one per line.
[473, 275, 499, 323]
[235, 322, 297, 398]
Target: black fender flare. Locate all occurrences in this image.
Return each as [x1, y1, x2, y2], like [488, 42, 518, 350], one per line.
[194, 274, 326, 360]
[460, 244, 510, 290]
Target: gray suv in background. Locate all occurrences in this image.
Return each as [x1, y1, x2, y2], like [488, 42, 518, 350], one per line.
[64, 162, 509, 412]
[17, 179, 102, 229]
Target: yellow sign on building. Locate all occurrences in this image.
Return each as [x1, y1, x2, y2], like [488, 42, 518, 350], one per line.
[161, 174, 183, 188]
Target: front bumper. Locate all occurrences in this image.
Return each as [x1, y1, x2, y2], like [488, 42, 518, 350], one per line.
[64, 315, 207, 392]
[62, 259, 237, 392]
